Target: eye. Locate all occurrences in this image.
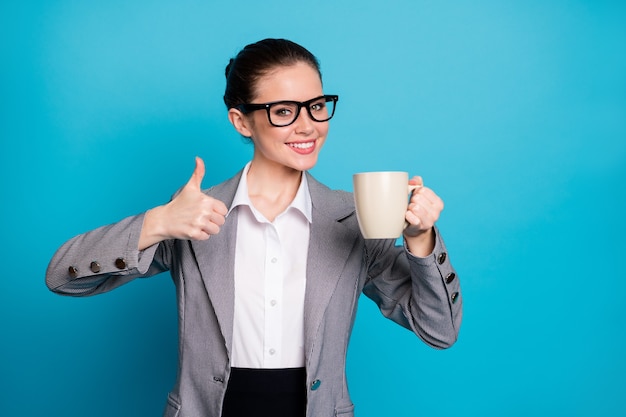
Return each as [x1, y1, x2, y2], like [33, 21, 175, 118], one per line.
[271, 103, 296, 119]
[310, 101, 327, 113]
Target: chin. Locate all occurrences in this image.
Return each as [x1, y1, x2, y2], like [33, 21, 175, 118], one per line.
[293, 155, 319, 172]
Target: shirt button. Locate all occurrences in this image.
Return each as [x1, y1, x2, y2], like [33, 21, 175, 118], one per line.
[437, 252, 447, 264]
[445, 272, 456, 284]
[310, 380, 321, 391]
[271, 257, 278, 264]
[269, 348, 276, 355]
[270, 299, 277, 307]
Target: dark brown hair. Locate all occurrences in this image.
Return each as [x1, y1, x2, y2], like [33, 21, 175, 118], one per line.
[223, 38, 321, 109]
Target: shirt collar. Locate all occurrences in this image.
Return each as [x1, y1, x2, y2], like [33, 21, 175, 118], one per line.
[229, 162, 312, 224]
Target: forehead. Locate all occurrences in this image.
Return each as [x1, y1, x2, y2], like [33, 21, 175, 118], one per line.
[252, 62, 323, 103]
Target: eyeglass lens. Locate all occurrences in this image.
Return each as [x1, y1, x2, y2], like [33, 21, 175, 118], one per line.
[268, 97, 335, 126]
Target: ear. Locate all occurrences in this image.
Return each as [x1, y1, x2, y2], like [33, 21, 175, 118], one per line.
[228, 108, 253, 138]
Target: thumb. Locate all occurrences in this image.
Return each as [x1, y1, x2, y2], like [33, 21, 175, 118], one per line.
[185, 156, 205, 190]
[409, 176, 424, 187]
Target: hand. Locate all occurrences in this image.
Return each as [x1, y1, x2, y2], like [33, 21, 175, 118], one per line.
[139, 157, 228, 249]
[403, 176, 444, 256]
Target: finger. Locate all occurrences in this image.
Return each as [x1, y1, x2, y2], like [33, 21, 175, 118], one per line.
[409, 197, 440, 226]
[409, 175, 423, 185]
[405, 210, 423, 228]
[411, 186, 443, 211]
[208, 211, 226, 227]
[406, 209, 434, 233]
[200, 220, 222, 236]
[196, 203, 227, 233]
[187, 213, 222, 240]
[188, 230, 211, 241]
[421, 188, 444, 212]
[213, 199, 229, 216]
[186, 156, 205, 190]
[409, 189, 441, 217]
[198, 196, 228, 217]
[408, 177, 424, 202]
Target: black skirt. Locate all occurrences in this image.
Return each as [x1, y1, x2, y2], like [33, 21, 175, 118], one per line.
[221, 367, 307, 417]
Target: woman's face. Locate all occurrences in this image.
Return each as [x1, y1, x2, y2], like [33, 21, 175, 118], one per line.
[234, 62, 329, 173]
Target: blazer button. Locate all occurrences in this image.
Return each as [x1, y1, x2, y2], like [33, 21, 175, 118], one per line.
[451, 292, 460, 304]
[445, 272, 456, 284]
[437, 252, 447, 265]
[310, 380, 321, 391]
[90, 261, 101, 273]
[68, 266, 79, 278]
[115, 258, 127, 269]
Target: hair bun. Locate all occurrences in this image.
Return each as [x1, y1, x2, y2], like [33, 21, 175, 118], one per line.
[225, 58, 235, 79]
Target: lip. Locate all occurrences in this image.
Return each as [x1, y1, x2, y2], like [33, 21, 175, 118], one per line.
[286, 139, 317, 155]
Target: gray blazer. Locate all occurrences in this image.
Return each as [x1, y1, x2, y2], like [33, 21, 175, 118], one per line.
[46, 170, 462, 417]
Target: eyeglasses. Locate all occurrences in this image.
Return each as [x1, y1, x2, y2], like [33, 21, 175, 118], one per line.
[236, 95, 339, 127]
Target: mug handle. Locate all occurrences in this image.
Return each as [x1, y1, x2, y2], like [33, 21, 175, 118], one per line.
[408, 184, 420, 195]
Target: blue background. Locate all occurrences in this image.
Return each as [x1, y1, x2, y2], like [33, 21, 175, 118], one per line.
[2, 1, 625, 416]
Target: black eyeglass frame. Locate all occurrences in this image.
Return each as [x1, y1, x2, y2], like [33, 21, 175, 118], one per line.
[236, 95, 339, 127]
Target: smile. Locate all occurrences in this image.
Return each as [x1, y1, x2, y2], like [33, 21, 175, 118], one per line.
[288, 141, 315, 150]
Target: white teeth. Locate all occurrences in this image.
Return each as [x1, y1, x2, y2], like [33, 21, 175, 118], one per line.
[290, 142, 314, 149]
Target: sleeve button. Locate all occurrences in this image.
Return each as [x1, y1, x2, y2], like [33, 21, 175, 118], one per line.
[437, 252, 447, 264]
[68, 266, 79, 278]
[90, 261, 101, 273]
[115, 258, 127, 269]
[451, 292, 460, 304]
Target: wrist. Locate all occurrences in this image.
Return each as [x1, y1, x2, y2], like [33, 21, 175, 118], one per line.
[404, 227, 435, 258]
[138, 205, 168, 250]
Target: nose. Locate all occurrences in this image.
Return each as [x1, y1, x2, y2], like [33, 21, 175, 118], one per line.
[293, 106, 315, 134]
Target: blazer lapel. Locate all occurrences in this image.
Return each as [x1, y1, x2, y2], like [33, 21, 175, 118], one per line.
[190, 171, 243, 356]
[303, 174, 358, 359]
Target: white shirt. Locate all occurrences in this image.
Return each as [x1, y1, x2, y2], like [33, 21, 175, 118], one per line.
[229, 163, 311, 369]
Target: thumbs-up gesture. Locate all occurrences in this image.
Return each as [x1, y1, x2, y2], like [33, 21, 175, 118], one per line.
[139, 157, 228, 250]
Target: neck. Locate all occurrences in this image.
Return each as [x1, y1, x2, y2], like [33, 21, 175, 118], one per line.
[246, 161, 303, 222]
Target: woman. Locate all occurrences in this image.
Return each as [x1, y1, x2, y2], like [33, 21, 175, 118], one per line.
[46, 38, 462, 417]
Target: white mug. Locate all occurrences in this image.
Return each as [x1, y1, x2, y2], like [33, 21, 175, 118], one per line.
[353, 171, 418, 239]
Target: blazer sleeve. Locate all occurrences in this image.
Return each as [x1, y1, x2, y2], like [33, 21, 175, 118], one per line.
[362, 226, 462, 349]
[45, 212, 171, 296]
